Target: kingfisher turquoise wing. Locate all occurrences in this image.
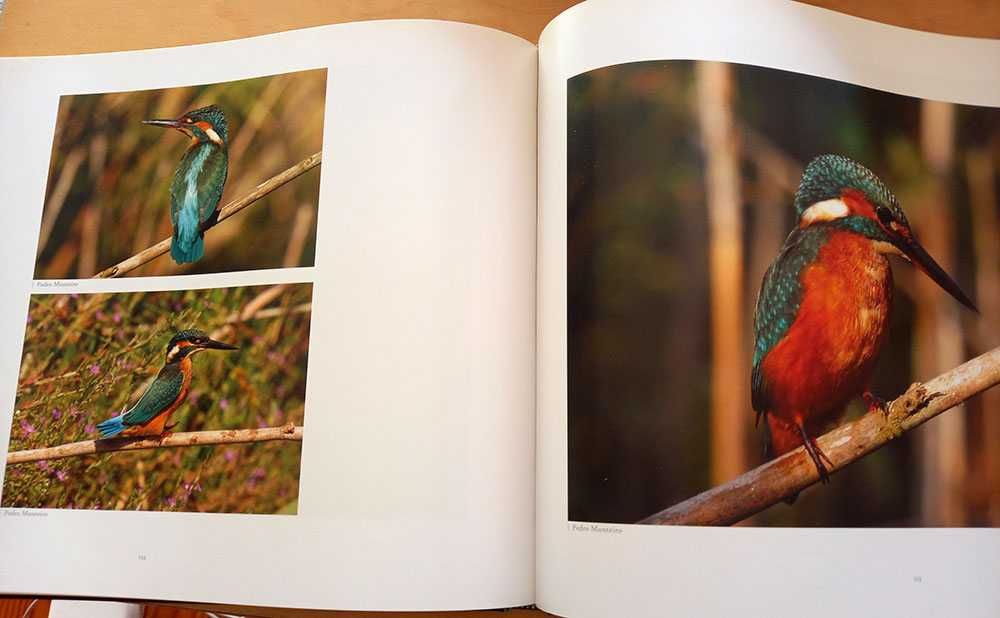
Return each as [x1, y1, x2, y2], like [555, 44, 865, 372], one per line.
[169, 144, 228, 263]
[96, 364, 185, 438]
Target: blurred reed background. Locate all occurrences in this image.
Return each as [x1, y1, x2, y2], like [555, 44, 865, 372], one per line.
[567, 60, 1000, 527]
[34, 68, 326, 278]
[3, 283, 312, 514]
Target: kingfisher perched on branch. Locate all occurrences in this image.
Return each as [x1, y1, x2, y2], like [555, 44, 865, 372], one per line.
[96, 329, 238, 439]
[143, 105, 229, 264]
[752, 154, 976, 481]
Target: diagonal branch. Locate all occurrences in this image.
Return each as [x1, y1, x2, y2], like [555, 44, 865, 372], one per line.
[638, 346, 1000, 526]
[6, 423, 303, 465]
[92, 151, 321, 278]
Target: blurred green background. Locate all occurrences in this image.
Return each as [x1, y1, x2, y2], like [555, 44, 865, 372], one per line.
[3, 283, 311, 514]
[568, 60, 1000, 527]
[34, 68, 326, 278]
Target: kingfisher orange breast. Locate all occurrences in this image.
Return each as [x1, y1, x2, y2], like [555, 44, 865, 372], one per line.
[761, 229, 893, 425]
[122, 356, 194, 437]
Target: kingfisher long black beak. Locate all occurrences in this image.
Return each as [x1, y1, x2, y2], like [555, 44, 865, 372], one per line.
[894, 230, 977, 312]
[142, 118, 185, 129]
[201, 338, 239, 351]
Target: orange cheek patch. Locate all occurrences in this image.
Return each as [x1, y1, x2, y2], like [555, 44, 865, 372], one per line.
[840, 188, 876, 218]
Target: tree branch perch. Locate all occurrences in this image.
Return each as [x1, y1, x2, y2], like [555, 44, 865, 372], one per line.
[93, 151, 321, 278]
[6, 424, 303, 465]
[638, 346, 1000, 526]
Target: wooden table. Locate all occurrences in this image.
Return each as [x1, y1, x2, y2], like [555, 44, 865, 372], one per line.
[0, 0, 998, 52]
[0, 0, 997, 616]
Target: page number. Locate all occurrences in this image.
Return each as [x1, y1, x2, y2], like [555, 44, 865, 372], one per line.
[138, 554, 147, 561]
[913, 575, 922, 583]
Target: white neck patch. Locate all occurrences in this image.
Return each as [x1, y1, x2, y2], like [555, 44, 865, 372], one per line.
[801, 198, 850, 226]
[205, 127, 223, 146]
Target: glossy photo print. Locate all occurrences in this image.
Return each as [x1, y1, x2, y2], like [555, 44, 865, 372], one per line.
[567, 60, 1000, 527]
[3, 283, 312, 514]
[34, 68, 325, 279]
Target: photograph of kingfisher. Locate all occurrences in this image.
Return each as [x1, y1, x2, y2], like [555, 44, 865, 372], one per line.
[751, 154, 977, 480]
[6, 285, 311, 513]
[96, 329, 238, 439]
[143, 105, 229, 264]
[32, 71, 325, 279]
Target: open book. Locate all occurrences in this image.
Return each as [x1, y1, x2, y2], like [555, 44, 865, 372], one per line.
[2, 0, 999, 615]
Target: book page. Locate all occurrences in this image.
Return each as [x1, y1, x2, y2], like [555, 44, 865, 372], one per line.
[0, 20, 537, 611]
[536, 1, 1000, 616]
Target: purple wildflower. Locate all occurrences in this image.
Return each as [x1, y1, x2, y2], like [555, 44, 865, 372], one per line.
[35, 460, 50, 472]
[219, 398, 229, 410]
[19, 419, 36, 437]
[246, 467, 267, 489]
[85, 423, 96, 435]
[89, 363, 101, 375]
[51, 408, 62, 421]
[224, 448, 237, 463]
[55, 469, 68, 482]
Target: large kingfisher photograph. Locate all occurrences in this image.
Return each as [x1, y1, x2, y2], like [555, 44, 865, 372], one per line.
[32, 68, 325, 279]
[566, 60, 1000, 527]
[1, 283, 312, 514]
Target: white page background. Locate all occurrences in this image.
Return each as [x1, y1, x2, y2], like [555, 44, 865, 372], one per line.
[0, 20, 537, 611]
[536, 1, 1000, 617]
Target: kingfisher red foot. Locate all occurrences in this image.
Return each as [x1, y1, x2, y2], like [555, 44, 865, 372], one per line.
[862, 390, 887, 416]
[751, 154, 976, 482]
[96, 329, 238, 439]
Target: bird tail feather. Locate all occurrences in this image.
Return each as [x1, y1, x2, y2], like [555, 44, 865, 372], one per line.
[96, 415, 126, 439]
[171, 233, 204, 263]
[171, 204, 205, 264]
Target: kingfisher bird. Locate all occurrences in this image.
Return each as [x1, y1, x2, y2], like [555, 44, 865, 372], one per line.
[752, 154, 976, 481]
[96, 329, 238, 439]
[143, 105, 229, 264]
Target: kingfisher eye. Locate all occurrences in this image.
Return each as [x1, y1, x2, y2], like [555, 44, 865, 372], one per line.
[875, 206, 894, 226]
